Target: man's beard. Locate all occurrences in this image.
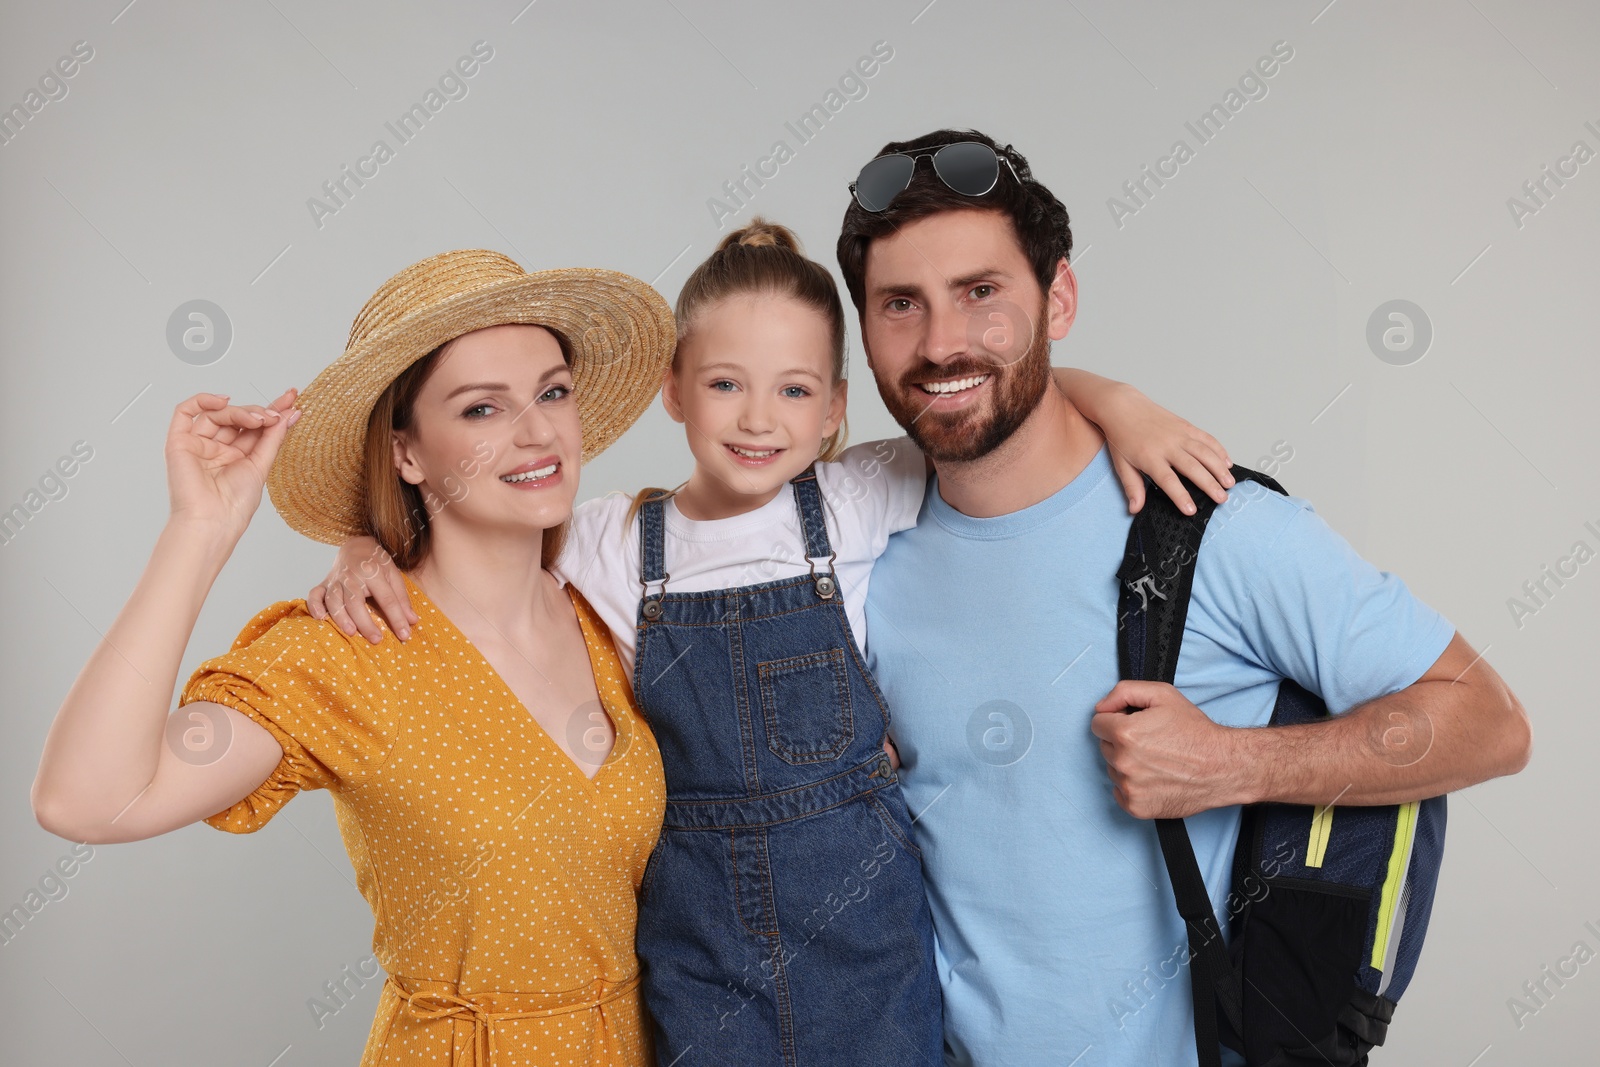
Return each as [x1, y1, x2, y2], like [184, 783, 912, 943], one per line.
[877, 301, 1053, 463]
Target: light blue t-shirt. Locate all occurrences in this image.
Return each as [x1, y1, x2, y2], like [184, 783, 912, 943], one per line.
[864, 445, 1454, 1067]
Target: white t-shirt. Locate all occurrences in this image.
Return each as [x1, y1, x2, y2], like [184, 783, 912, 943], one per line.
[551, 437, 927, 687]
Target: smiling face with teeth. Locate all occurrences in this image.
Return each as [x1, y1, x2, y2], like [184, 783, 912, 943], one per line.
[388, 323, 581, 557]
[860, 208, 1076, 464]
[661, 292, 847, 521]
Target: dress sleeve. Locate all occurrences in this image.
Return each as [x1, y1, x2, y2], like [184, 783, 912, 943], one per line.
[179, 600, 395, 833]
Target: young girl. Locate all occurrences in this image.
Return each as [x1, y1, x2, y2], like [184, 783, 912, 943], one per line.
[314, 220, 1234, 1065]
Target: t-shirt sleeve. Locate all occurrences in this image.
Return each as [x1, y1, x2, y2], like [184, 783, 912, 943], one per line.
[1190, 487, 1456, 716]
[817, 436, 928, 557]
[548, 493, 646, 682]
[552, 494, 637, 611]
[551, 495, 615, 590]
[179, 600, 395, 833]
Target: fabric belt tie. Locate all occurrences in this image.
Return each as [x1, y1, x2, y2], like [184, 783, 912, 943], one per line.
[386, 971, 640, 1067]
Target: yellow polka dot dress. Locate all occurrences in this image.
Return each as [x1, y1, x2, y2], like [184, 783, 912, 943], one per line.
[181, 576, 666, 1066]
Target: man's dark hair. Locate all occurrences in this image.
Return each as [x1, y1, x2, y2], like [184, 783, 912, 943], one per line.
[835, 129, 1073, 315]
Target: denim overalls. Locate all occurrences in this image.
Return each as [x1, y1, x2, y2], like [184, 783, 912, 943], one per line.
[631, 464, 943, 1067]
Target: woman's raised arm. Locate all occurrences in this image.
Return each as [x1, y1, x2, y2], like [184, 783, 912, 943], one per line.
[32, 390, 298, 844]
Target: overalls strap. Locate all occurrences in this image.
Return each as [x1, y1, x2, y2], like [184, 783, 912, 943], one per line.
[789, 465, 839, 600]
[637, 494, 669, 619]
[787, 465, 834, 562]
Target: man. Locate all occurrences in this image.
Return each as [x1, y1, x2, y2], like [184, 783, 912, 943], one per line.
[836, 129, 1530, 1066]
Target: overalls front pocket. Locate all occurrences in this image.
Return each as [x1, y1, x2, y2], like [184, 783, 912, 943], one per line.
[757, 647, 855, 764]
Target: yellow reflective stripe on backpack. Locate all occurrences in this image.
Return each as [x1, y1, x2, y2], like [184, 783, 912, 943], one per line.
[1371, 801, 1419, 970]
[1306, 805, 1334, 868]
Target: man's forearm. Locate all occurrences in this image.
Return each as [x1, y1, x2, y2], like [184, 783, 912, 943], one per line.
[1226, 640, 1531, 808]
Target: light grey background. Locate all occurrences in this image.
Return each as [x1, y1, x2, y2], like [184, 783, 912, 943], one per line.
[2, 1, 1595, 1064]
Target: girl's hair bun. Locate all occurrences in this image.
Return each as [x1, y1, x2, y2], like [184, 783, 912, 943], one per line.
[717, 217, 803, 254]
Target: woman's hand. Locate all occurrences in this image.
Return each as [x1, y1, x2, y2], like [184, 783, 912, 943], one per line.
[1053, 369, 1234, 515]
[308, 536, 417, 643]
[165, 390, 298, 534]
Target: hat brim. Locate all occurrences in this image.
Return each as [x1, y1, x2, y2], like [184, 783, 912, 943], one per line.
[268, 266, 675, 545]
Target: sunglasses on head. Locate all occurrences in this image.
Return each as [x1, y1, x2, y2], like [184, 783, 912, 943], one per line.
[848, 141, 1021, 213]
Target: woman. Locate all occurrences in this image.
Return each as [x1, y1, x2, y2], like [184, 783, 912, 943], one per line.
[31, 250, 678, 1065]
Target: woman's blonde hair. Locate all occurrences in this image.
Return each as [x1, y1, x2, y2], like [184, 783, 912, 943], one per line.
[629, 218, 850, 521]
[364, 339, 569, 572]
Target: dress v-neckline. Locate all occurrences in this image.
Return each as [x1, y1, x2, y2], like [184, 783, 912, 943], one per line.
[400, 571, 628, 788]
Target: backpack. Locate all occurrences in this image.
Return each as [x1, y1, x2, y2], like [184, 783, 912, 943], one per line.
[1115, 467, 1447, 1067]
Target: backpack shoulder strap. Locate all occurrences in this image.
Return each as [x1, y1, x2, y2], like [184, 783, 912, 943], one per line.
[1116, 466, 1283, 1065]
[1116, 467, 1287, 682]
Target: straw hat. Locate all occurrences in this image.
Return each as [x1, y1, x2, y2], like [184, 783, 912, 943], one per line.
[268, 249, 676, 544]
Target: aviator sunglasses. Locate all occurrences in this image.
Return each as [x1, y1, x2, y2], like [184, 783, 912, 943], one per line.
[848, 141, 1021, 212]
